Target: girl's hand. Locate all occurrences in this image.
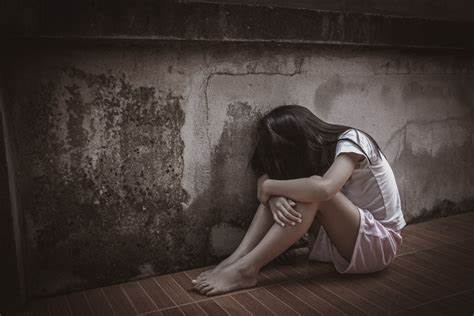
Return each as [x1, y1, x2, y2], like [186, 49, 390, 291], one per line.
[268, 196, 302, 227]
[257, 174, 270, 205]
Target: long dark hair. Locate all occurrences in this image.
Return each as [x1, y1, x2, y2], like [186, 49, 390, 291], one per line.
[249, 105, 384, 180]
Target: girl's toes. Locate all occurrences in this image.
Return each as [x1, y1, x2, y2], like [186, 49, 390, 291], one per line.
[196, 276, 209, 286]
[194, 281, 208, 291]
[200, 284, 213, 294]
[197, 274, 207, 283]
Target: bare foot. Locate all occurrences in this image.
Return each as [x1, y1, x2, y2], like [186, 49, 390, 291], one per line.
[192, 255, 239, 284]
[193, 263, 258, 296]
[193, 251, 248, 284]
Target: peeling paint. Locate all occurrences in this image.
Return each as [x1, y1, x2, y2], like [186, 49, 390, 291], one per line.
[8, 66, 192, 294]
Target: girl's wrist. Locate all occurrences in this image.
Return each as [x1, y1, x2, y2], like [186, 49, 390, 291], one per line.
[262, 179, 272, 196]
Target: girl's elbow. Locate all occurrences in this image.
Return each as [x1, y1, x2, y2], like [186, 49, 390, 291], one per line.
[319, 186, 333, 201]
[322, 187, 338, 201]
[310, 178, 334, 201]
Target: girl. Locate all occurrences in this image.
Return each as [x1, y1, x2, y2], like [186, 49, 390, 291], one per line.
[192, 105, 406, 296]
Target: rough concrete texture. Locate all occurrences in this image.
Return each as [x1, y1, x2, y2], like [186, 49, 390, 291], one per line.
[3, 43, 474, 295]
[4, 2, 474, 50]
[182, 0, 474, 22]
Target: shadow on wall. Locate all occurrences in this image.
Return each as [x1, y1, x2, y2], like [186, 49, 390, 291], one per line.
[188, 101, 262, 259]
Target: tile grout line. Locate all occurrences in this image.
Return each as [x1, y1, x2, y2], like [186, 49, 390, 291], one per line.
[100, 288, 117, 316]
[426, 247, 474, 272]
[404, 230, 453, 248]
[401, 248, 469, 282]
[395, 234, 474, 258]
[119, 283, 140, 315]
[404, 232, 446, 248]
[245, 291, 277, 316]
[296, 266, 382, 314]
[394, 255, 464, 292]
[212, 297, 232, 316]
[175, 306, 186, 316]
[151, 276, 178, 307]
[336, 281, 390, 314]
[258, 271, 305, 316]
[368, 268, 429, 308]
[169, 273, 209, 316]
[169, 273, 197, 303]
[229, 295, 253, 315]
[316, 280, 376, 315]
[195, 302, 210, 316]
[393, 286, 474, 313]
[142, 305, 185, 316]
[137, 280, 159, 311]
[80, 292, 94, 315]
[413, 227, 474, 242]
[275, 281, 328, 315]
[249, 287, 302, 316]
[415, 226, 474, 241]
[286, 266, 367, 315]
[63, 294, 74, 316]
[434, 218, 474, 233]
[138, 294, 222, 313]
[81, 291, 95, 316]
[384, 267, 435, 299]
[285, 265, 351, 315]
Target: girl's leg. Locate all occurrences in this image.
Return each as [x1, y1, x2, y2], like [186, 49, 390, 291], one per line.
[194, 203, 274, 281]
[194, 201, 321, 295]
[219, 203, 275, 259]
[315, 191, 360, 261]
[195, 191, 360, 296]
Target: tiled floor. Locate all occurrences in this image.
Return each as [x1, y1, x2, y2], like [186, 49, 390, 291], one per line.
[16, 212, 474, 315]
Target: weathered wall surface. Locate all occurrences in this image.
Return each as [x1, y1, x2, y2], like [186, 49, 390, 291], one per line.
[4, 43, 474, 295]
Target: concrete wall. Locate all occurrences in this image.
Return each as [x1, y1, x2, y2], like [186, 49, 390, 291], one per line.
[182, 0, 474, 21]
[3, 42, 474, 295]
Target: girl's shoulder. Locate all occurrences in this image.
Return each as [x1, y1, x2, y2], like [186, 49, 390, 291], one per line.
[337, 129, 379, 162]
[339, 128, 356, 136]
[338, 128, 364, 142]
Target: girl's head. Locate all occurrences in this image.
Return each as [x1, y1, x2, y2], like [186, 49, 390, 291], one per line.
[250, 105, 383, 180]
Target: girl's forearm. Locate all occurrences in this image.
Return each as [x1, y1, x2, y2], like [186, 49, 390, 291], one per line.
[262, 176, 330, 203]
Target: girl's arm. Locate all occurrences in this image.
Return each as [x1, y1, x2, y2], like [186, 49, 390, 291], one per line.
[262, 152, 363, 203]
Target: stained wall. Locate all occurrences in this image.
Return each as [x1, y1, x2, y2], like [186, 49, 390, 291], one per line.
[4, 42, 474, 294]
